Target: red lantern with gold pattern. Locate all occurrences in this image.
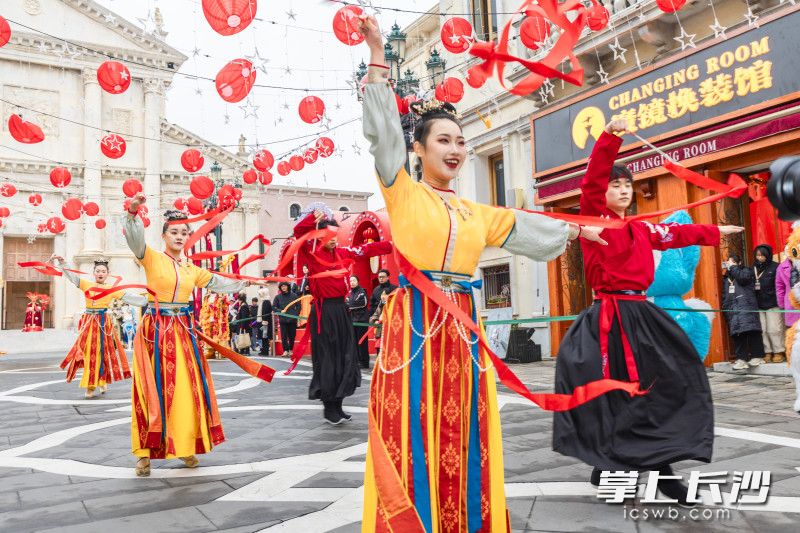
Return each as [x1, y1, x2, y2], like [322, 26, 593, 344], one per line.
[303, 147, 319, 164]
[96, 61, 131, 94]
[61, 198, 84, 221]
[0, 183, 16, 197]
[100, 133, 126, 159]
[47, 216, 66, 234]
[50, 167, 72, 188]
[181, 149, 205, 172]
[332, 5, 365, 46]
[316, 137, 335, 158]
[202, 0, 257, 36]
[9, 114, 44, 144]
[215, 59, 256, 103]
[253, 149, 274, 171]
[362, 227, 377, 241]
[441, 17, 473, 54]
[298, 96, 326, 124]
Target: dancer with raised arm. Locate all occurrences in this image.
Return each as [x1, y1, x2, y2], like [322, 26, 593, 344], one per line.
[356, 16, 610, 532]
[552, 119, 744, 504]
[50, 255, 143, 398]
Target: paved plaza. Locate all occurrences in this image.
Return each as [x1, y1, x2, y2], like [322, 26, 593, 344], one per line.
[0, 349, 799, 533]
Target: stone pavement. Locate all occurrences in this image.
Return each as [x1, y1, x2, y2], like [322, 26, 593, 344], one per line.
[0, 351, 798, 533]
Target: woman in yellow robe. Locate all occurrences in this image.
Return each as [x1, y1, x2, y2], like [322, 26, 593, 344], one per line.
[124, 194, 250, 477]
[356, 17, 607, 533]
[51, 256, 139, 398]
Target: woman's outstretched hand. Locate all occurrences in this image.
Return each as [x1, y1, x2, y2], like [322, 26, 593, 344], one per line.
[128, 193, 146, 214]
[579, 225, 609, 246]
[719, 225, 744, 236]
[357, 14, 382, 50]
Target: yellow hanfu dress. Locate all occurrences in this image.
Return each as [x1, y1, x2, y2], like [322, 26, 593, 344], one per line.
[361, 83, 572, 532]
[60, 277, 132, 392]
[124, 215, 246, 459]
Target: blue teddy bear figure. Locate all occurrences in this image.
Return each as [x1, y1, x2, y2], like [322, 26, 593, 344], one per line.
[647, 210, 714, 360]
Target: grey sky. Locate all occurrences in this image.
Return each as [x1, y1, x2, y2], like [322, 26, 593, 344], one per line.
[93, 0, 433, 209]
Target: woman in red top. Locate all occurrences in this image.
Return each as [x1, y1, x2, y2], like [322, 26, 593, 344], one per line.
[553, 120, 743, 504]
[293, 206, 393, 425]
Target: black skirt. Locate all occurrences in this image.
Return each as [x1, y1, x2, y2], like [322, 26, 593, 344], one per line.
[553, 299, 714, 470]
[308, 297, 362, 401]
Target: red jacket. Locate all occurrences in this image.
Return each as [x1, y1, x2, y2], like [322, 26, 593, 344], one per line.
[294, 214, 393, 299]
[579, 132, 720, 292]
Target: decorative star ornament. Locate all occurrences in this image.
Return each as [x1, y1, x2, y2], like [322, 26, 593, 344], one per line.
[194, 87, 203, 96]
[538, 87, 550, 106]
[609, 38, 628, 64]
[351, 142, 362, 156]
[27, 235, 37, 244]
[246, 47, 271, 75]
[541, 78, 555, 98]
[674, 27, 697, 51]
[286, 9, 297, 21]
[191, 46, 202, 58]
[103, 13, 117, 25]
[710, 19, 727, 39]
[597, 64, 610, 85]
[284, 66, 293, 76]
[744, 8, 759, 27]
[282, 102, 290, 110]
[277, 116, 284, 124]
[224, 113, 231, 125]
[240, 98, 260, 119]
[335, 102, 342, 110]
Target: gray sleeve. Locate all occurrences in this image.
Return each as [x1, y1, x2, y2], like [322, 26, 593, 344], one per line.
[123, 213, 146, 260]
[205, 274, 246, 294]
[61, 266, 81, 288]
[501, 211, 570, 262]
[121, 291, 148, 307]
[362, 83, 407, 187]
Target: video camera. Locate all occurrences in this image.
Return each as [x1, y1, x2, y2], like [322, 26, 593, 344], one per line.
[767, 156, 800, 221]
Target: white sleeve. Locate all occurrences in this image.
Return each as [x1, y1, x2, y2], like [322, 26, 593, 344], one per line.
[501, 211, 570, 262]
[362, 83, 407, 187]
[121, 291, 148, 307]
[123, 213, 146, 260]
[206, 274, 246, 294]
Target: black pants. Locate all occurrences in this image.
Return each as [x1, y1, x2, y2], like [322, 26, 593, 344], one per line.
[732, 331, 765, 361]
[279, 320, 297, 352]
[353, 324, 370, 368]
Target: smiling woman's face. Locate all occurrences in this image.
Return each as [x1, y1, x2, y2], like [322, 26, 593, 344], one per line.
[413, 118, 466, 184]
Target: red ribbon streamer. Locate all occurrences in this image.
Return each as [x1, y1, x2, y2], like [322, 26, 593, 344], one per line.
[18, 262, 123, 287]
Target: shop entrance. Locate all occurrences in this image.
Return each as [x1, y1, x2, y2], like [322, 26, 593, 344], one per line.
[2, 237, 53, 330]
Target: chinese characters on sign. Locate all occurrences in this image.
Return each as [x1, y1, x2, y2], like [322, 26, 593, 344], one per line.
[596, 470, 771, 505]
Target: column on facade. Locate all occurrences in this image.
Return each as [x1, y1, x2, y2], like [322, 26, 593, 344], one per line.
[82, 69, 102, 254]
[243, 203, 259, 277]
[143, 78, 164, 244]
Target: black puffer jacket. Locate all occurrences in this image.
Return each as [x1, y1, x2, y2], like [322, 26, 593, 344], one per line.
[346, 286, 370, 323]
[753, 244, 778, 309]
[722, 265, 762, 335]
[273, 288, 301, 324]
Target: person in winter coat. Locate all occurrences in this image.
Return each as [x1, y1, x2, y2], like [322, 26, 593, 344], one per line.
[273, 282, 301, 356]
[258, 288, 273, 356]
[369, 269, 396, 313]
[723, 254, 765, 370]
[346, 275, 371, 369]
[234, 292, 252, 354]
[776, 257, 800, 330]
[754, 244, 785, 363]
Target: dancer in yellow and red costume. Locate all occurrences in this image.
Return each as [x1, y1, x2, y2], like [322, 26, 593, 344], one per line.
[22, 292, 48, 332]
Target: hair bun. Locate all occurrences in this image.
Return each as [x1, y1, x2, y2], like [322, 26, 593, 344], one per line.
[163, 209, 189, 222]
[410, 99, 460, 119]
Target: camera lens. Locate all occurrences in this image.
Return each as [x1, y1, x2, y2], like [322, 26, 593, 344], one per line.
[767, 156, 800, 221]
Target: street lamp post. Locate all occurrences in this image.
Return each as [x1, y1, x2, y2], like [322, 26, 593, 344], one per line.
[425, 48, 446, 89]
[386, 22, 407, 83]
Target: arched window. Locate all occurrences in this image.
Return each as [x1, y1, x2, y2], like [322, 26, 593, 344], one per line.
[339, 206, 350, 212]
[289, 203, 301, 220]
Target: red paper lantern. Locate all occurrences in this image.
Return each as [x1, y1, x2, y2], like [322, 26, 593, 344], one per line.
[243, 169, 258, 184]
[50, 167, 72, 188]
[441, 17, 473, 54]
[8, 114, 45, 144]
[258, 171, 273, 186]
[332, 5, 365, 46]
[0, 183, 16, 197]
[186, 196, 204, 215]
[47, 216, 66, 234]
[190, 175, 215, 200]
[83, 201, 100, 217]
[122, 178, 143, 198]
[303, 148, 319, 164]
[96, 61, 131, 94]
[519, 14, 551, 50]
[181, 149, 205, 172]
[37, 223, 47, 233]
[95, 219, 107, 229]
[217, 184, 235, 203]
[277, 161, 291, 176]
[587, 4, 610, 31]
[100, 133, 126, 159]
[215, 59, 256, 103]
[298, 96, 325, 124]
[289, 155, 305, 172]
[655, 0, 686, 13]
[435, 77, 465, 103]
[173, 197, 188, 211]
[0, 207, 10, 217]
[253, 149, 274, 171]
[362, 227, 376, 240]
[316, 137, 335, 157]
[202, 0, 257, 36]
[61, 198, 83, 221]
[0, 16, 11, 48]
[232, 187, 243, 201]
[28, 193, 42, 206]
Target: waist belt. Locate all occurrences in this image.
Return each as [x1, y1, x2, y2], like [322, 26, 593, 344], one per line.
[399, 270, 482, 294]
[84, 308, 108, 315]
[145, 303, 192, 316]
[596, 291, 647, 381]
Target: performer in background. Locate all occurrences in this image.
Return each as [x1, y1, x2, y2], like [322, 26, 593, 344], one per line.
[293, 205, 392, 425]
[22, 293, 47, 332]
[50, 255, 143, 398]
[552, 119, 744, 505]
[346, 275, 371, 369]
[273, 282, 300, 357]
[124, 193, 261, 477]
[356, 16, 608, 531]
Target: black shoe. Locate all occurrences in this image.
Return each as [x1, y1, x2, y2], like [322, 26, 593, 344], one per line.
[335, 399, 352, 421]
[323, 402, 344, 425]
[590, 468, 602, 487]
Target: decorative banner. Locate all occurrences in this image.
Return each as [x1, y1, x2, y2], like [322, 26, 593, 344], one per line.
[100, 133, 126, 159]
[202, 0, 257, 36]
[181, 149, 205, 172]
[96, 61, 131, 94]
[215, 58, 256, 103]
[332, 5, 365, 46]
[8, 114, 45, 144]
